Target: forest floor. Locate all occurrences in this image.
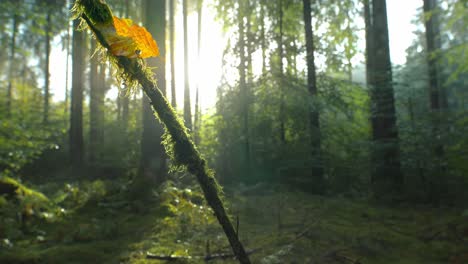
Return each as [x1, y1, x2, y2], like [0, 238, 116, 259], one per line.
[0, 177, 467, 264]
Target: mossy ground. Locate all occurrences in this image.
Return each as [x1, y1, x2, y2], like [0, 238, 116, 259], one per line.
[0, 178, 466, 264]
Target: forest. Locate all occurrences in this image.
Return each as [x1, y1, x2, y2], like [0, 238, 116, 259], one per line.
[0, 0, 467, 263]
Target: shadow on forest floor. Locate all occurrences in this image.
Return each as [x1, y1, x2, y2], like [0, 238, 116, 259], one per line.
[0, 178, 467, 264]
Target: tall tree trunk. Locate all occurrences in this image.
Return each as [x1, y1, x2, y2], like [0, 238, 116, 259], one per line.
[89, 39, 104, 165]
[238, 0, 251, 178]
[368, 0, 403, 197]
[194, 0, 203, 145]
[70, 16, 85, 169]
[43, 11, 51, 124]
[423, 0, 447, 202]
[139, 0, 167, 185]
[64, 10, 71, 125]
[303, 0, 324, 192]
[121, 0, 130, 128]
[260, 0, 267, 75]
[169, 0, 176, 108]
[183, 0, 192, 130]
[6, 12, 18, 118]
[278, 0, 285, 145]
[364, 0, 373, 87]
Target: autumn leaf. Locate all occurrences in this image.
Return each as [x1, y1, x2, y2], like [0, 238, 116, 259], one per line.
[97, 16, 159, 59]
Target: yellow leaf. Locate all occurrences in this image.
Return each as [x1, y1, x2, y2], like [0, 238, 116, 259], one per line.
[98, 16, 159, 59]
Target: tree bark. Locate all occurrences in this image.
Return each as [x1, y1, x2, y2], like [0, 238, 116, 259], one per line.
[238, 0, 251, 178]
[89, 39, 104, 165]
[139, 0, 167, 185]
[278, 0, 286, 145]
[303, 0, 325, 192]
[70, 15, 85, 169]
[423, 0, 447, 201]
[169, 0, 176, 108]
[43, 11, 51, 124]
[194, 0, 203, 145]
[368, 0, 403, 197]
[183, 0, 192, 130]
[6, 12, 18, 118]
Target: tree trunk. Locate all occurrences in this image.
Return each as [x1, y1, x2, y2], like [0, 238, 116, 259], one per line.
[238, 0, 251, 178]
[278, 0, 286, 145]
[121, 0, 130, 128]
[303, 0, 325, 192]
[194, 0, 203, 145]
[64, 5, 71, 125]
[260, 0, 267, 75]
[183, 0, 192, 130]
[6, 12, 18, 118]
[89, 39, 104, 165]
[70, 16, 85, 169]
[368, 0, 403, 197]
[139, 0, 167, 185]
[43, 11, 51, 125]
[423, 0, 447, 202]
[169, 0, 176, 108]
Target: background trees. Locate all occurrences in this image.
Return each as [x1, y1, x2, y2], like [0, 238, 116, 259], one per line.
[0, 0, 466, 203]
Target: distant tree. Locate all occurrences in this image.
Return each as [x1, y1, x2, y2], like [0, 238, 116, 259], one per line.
[303, 0, 325, 192]
[366, 0, 403, 197]
[70, 13, 86, 169]
[6, 1, 19, 118]
[238, 0, 251, 176]
[169, 0, 177, 108]
[183, 0, 193, 130]
[193, 0, 203, 145]
[139, 0, 167, 184]
[89, 39, 105, 165]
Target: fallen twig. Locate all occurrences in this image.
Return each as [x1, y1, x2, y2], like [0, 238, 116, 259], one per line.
[146, 248, 260, 262]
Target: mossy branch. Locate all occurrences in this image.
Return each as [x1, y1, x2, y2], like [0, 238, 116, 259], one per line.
[73, 1, 251, 263]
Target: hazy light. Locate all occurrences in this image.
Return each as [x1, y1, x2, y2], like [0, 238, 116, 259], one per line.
[48, 0, 421, 108]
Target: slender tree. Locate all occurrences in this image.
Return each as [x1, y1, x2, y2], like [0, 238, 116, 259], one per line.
[423, 0, 448, 201]
[366, 0, 403, 197]
[183, 0, 192, 130]
[139, 0, 167, 184]
[194, 0, 203, 145]
[89, 39, 105, 165]
[278, 0, 285, 145]
[303, 0, 324, 191]
[237, 0, 251, 177]
[70, 14, 85, 169]
[43, 10, 51, 124]
[169, 0, 177, 108]
[6, 7, 18, 118]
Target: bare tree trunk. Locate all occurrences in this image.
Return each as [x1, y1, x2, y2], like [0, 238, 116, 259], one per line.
[89, 39, 104, 165]
[368, 0, 403, 197]
[64, 6, 71, 125]
[183, 0, 192, 130]
[43, 11, 51, 124]
[70, 16, 85, 169]
[139, 0, 167, 185]
[238, 0, 251, 178]
[260, 0, 267, 75]
[423, 0, 447, 202]
[303, 0, 325, 192]
[278, 0, 285, 145]
[194, 0, 203, 145]
[6, 12, 18, 118]
[169, 0, 176, 108]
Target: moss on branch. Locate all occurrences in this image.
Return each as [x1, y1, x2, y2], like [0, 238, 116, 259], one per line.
[73, 1, 251, 263]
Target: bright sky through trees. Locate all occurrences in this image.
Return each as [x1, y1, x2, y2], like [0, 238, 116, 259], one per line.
[49, 0, 420, 110]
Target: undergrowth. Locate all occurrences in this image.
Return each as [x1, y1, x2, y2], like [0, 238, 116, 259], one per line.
[1, 178, 467, 264]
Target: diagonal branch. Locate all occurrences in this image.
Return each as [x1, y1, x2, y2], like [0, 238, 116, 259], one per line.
[74, 1, 251, 263]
